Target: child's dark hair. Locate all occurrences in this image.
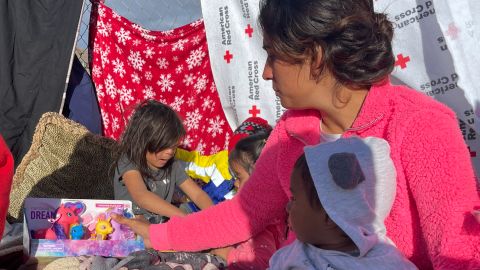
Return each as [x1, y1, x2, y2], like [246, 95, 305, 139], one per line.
[259, 0, 394, 88]
[117, 100, 186, 180]
[229, 131, 270, 174]
[293, 154, 322, 209]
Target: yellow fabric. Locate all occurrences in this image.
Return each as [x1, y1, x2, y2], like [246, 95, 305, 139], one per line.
[175, 148, 231, 183]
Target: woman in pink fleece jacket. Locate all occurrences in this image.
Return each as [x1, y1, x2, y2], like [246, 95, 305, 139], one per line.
[113, 0, 480, 268]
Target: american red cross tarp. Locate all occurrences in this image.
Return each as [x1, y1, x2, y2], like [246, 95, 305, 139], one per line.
[202, 0, 480, 177]
[0, 0, 83, 166]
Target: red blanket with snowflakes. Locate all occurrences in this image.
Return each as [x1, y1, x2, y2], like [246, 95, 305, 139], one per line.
[89, 3, 232, 155]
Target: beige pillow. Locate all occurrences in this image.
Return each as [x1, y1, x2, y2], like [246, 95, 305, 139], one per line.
[8, 112, 118, 222]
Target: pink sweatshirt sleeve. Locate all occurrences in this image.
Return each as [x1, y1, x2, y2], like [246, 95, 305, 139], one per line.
[150, 119, 290, 251]
[401, 111, 480, 269]
[227, 223, 284, 270]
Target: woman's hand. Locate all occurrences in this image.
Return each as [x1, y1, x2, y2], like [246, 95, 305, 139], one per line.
[111, 213, 152, 248]
[210, 246, 233, 261]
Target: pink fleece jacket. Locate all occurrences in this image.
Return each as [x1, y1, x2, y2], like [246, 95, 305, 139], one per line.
[227, 222, 285, 269]
[151, 82, 480, 269]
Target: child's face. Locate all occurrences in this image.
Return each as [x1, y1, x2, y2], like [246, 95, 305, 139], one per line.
[230, 161, 250, 191]
[146, 146, 177, 169]
[288, 167, 344, 247]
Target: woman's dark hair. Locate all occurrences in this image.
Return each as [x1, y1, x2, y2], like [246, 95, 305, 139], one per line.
[293, 154, 322, 209]
[229, 131, 271, 174]
[259, 0, 394, 88]
[116, 100, 186, 180]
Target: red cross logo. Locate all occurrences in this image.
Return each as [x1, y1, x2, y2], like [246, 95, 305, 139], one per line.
[469, 146, 476, 157]
[224, 50, 233, 64]
[446, 23, 460, 40]
[245, 24, 254, 38]
[249, 105, 261, 117]
[395, 53, 410, 69]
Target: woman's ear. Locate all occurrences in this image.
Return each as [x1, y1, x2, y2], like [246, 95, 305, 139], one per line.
[309, 45, 324, 79]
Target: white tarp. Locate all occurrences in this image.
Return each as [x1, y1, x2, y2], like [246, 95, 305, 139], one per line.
[200, 0, 286, 130]
[202, 0, 480, 176]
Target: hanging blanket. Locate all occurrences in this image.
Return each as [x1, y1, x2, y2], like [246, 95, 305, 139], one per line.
[88, 2, 234, 205]
[89, 2, 232, 156]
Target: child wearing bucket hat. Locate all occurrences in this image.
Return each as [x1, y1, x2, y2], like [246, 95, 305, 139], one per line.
[269, 137, 417, 269]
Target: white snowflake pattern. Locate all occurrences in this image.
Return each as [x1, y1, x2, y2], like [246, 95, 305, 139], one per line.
[172, 39, 188, 51]
[119, 85, 134, 105]
[114, 103, 122, 113]
[97, 21, 112, 37]
[170, 95, 185, 112]
[132, 23, 147, 33]
[175, 65, 184, 74]
[112, 11, 121, 20]
[100, 47, 110, 68]
[143, 47, 155, 59]
[183, 73, 196, 86]
[93, 43, 102, 54]
[132, 39, 141, 46]
[223, 132, 231, 150]
[207, 116, 225, 138]
[186, 48, 206, 70]
[115, 28, 131, 45]
[104, 74, 117, 99]
[195, 140, 206, 155]
[128, 51, 145, 71]
[181, 135, 193, 149]
[112, 117, 120, 132]
[98, 6, 106, 18]
[102, 111, 110, 130]
[92, 65, 102, 78]
[191, 35, 202, 45]
[201, 96, 213, 111]
[142, 85, 155, 99]
[112, 58, 126, 78]
[156, 57, 169, 69]
[210, 82, 217, 93]
[145, 71, 153, 80]
[187, 96, 195, 107]
[184, 109, 202, 130]
[190, 19, 203, 27]
[173, 56, 179, 62]
[156, 74, 175, 92]
[163, 29, 174, 36]
[210, 145, 221, 154]
[194, 74, 208, 94]
[96, 84, 105, 100]
[143, 86, 155, 99]
[141, 32, 157, 41]
[115, 44, 123, 54]
[131, 72, 140, 84]
[158, 98, 168, 105]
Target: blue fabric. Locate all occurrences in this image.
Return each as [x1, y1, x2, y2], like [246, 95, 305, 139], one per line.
[188, 178, 234, 212]
[63, 56, 102, 134]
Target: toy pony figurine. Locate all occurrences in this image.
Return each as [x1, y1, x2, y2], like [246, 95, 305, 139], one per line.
[69, 223, 85, 240]
[42, 202, 85, 240]
[95, 217, 113, 240]
[107, 207, 124, 240]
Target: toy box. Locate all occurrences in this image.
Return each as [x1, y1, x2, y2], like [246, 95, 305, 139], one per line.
[23, 198, 145, 257]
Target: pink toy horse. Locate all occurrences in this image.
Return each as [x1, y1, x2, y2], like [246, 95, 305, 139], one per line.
[42, 202, 84, 240]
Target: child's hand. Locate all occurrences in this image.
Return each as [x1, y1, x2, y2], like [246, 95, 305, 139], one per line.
[111, 213, 152, 248]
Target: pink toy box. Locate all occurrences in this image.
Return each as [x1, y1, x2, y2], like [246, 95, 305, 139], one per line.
[23, 198, 145, 257]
